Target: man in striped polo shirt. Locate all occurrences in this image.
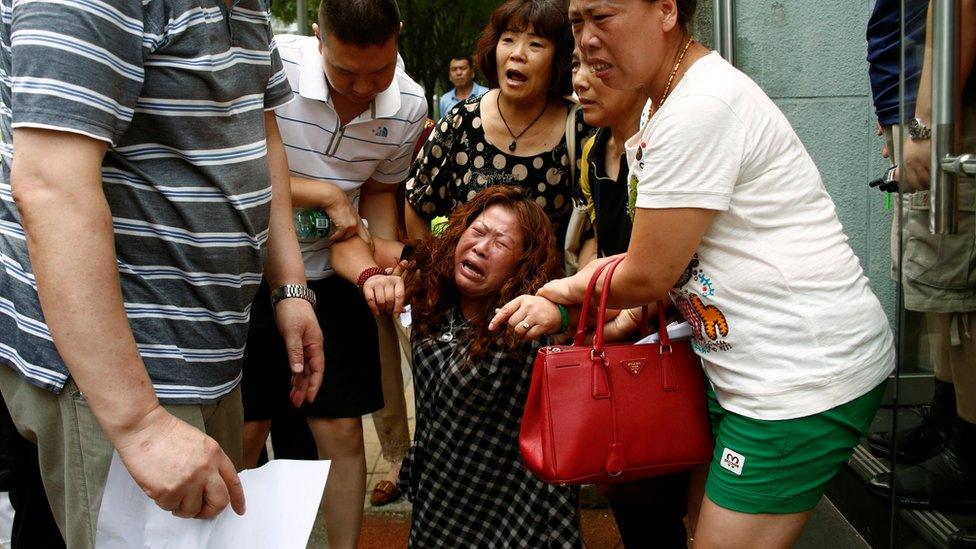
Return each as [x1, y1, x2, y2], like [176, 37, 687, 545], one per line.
[0, 1, 324, 546]
[239, 1, 426, 547]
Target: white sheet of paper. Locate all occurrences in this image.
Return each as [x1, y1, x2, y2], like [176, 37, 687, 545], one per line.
[96, 452, 329, 549]
[636, 321, 693, 344]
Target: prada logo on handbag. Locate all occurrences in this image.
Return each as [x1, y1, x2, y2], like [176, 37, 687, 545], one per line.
[622, 359, 645, 378]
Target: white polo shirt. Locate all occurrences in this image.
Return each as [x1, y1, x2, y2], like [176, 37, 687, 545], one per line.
[275, 34, 428, 280]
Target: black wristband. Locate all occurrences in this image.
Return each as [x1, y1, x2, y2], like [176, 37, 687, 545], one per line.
[399, 244, 416, 262]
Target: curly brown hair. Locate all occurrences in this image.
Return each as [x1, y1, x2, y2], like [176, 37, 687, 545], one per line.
[404, 186, 563, 362]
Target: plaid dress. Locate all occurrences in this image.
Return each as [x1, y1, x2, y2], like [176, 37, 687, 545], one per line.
[399, 308, 580, 548]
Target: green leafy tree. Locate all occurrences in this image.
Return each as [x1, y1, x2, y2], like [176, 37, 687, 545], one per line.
[270, 0, 504, 115]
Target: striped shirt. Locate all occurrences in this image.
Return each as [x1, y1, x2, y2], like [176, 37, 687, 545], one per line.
[274, 35, 427, 280]
[0, 0, 293, 403]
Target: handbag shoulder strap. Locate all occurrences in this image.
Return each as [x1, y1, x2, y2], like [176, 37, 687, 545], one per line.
[579, 135, 597, 221]
[565, 103, 580, 187]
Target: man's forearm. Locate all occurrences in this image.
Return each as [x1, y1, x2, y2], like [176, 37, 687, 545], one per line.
[11, 128, 160, 442]
[263, 112, 308, 289]
[359, 179, 397, 240]
[330, 236, 380, 284]
[330, 179, 402, 283]
[915, 0, 975, 122]
[404, 201, 431, 240]
[290, 174, 349, 210]
[331, 236, 405, 281]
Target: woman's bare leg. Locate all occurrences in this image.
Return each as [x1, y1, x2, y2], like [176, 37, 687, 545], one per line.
[685, 465, 709, 538]
[692, 495, 812, 549]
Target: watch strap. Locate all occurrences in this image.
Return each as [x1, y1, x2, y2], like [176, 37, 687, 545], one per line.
[270, 283, 317, 309]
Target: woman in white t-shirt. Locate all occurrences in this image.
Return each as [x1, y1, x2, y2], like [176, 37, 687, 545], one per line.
[493, 0, 895, 546]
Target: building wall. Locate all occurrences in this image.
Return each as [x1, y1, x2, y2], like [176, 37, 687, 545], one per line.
[720, 0, 897, 323]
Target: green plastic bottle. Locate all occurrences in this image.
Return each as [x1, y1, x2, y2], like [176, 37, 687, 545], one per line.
[294, 209, 334, 239]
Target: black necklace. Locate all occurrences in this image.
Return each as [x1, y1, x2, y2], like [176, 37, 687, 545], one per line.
[496, 93, 549, 152]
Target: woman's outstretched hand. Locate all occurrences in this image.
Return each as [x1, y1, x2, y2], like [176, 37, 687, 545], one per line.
[537, 256, 618, 305]
[489, 295, 562, 341]
[362, 274, 406, 316]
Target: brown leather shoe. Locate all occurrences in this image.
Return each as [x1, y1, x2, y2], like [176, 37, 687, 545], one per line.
[370, 480, 402, 506]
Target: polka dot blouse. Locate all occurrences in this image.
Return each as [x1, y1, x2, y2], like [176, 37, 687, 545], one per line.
[405, 95, 591, 230]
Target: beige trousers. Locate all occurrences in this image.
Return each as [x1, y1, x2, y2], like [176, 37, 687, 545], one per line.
[884, 126, 976, 424]
[928, 312, 976, 423]
[0, 365, 243, 549]
[369, 314, 412, 463]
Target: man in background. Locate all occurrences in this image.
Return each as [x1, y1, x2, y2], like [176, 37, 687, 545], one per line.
[438, 56, 488, 116]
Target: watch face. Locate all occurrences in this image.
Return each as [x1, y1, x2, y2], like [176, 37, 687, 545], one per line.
[909, 118, 929, 140]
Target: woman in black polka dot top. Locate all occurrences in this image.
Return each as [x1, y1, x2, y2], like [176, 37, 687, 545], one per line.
[404, 0, 592, 242]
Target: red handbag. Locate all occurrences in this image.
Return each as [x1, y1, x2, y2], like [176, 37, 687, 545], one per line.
[520, 256, 713, 485]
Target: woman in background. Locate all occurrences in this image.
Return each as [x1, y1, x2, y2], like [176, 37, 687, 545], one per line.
[405, 0, 589, 240]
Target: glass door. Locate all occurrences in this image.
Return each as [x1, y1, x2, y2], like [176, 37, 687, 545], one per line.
[882, 1, 976, 545]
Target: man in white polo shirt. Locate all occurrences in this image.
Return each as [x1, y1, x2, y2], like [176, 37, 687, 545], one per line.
[240, 1, 426, 547]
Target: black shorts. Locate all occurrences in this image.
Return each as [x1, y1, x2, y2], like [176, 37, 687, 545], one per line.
[241, 276, 383, 420]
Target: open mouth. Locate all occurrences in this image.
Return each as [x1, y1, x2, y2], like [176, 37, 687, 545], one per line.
[505, 69, 528, 85]
[460, 258, 486, 280]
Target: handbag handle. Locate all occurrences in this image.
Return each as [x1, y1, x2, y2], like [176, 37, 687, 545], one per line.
[573, 258, 620, 344]
[572, 257, 666, 350]
[589, 257, 670, 357]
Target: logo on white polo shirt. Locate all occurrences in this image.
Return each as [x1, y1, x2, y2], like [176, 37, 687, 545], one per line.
[720, 447, 745, 476]
[373, 126, 389, 137]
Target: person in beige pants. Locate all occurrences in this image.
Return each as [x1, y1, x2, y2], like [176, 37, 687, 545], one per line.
[369, 314, 413, 506]
[868, 1, 976, 515]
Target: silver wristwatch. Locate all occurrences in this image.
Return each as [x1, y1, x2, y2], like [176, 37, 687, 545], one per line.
[270, 283, 317, 309]
[907, 117, 931, 141]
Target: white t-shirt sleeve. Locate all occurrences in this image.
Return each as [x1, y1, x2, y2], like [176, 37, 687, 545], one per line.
[634, 94, 747, 211]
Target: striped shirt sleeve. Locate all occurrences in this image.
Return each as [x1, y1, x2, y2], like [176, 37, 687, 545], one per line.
[265, 34, 293, 110]
[9, 0, 147, 145]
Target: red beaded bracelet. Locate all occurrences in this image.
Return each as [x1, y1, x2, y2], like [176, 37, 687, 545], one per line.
[356, 266, 384, 290]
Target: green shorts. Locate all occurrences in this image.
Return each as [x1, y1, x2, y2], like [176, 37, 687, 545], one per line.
[704, 382, 886, 514]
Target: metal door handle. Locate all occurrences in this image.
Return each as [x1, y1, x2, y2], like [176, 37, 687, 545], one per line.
[930, 0, 960, 234]
[941, 154, 976, 177]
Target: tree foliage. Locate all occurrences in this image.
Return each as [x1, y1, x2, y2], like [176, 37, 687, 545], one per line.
[270, 0, 505, 114]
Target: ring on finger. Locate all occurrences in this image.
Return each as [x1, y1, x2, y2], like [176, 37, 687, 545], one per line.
[521, 321, 531, 330]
